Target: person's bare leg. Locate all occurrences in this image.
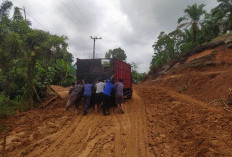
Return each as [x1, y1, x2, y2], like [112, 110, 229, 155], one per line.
[95, 104, 98, 113]
[65, 100, 70, 110]
[117, 104, 119, 113]
[121, 103, 124, 113]
[117, 104, 121, 113]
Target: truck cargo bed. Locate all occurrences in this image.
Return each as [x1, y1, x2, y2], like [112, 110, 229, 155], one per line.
[76, 58, 132, 98]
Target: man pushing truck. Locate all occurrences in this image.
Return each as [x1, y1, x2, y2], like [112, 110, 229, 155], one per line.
[66, 80, 84, 111]
[66, 57, 132, 116]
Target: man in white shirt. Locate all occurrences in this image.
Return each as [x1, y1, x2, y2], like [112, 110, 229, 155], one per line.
[95, 79, 106, 113]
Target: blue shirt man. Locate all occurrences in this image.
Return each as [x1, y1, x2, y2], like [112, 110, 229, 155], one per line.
[103, 79, 114, 96]
[84, 83, 93, 96]
[83, 82, 93, 116]
[102, 76, 114, 115]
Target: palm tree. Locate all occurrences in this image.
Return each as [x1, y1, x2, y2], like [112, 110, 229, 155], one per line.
[177, 3, 205, 46]
[200, 12, 221, 42]
[212, 0, 232, 32]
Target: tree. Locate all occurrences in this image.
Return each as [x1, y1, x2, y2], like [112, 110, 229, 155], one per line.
[53, 59, 76, 86]
[178, 3, 206, 46]
[0, 30, 22, 116]
[0, 0, 76, 115]
[131, 62, 138, 81]
[105, 47, 127, 61]
[130, 62, 146, 82]
[0, 0, 22, 116]
[199, 11, 221, 43]
[151, 30, 189, 68]
[0, 0, 12, 22]
[212, 0, 232, 32]
[131, 62, 138, 72]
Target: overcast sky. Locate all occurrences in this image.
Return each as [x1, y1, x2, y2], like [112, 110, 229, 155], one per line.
[7, 0, 218, 72]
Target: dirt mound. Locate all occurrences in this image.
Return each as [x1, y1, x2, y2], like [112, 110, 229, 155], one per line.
[137, 42, 232, 156]
[146, 44, 232, 104]
[50, 85, 69, 98]
[50, 85, 68, 93]
[0, 97, 75, 156]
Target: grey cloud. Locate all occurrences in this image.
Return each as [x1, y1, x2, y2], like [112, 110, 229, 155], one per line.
[10, 0, 220, 72]
[119, 0, 218, 33]
[117, 0, 218, 72]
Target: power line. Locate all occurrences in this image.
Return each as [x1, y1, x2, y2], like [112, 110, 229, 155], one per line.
[13, 0, 49, 32]
[70, 0, 96, 31]
[15, 0, 108, 58]
[24, 9, 49, 31]
[61, 1, 88, 31]
[62, 0, 109, 57]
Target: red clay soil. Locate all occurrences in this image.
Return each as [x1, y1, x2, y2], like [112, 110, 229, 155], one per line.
[136, 86, 232, 156]
[186, 49, 214, 63]
[0, 84, 232, 156]
[0, 88, 148, 157]
[0, 46, 232, 156]
[147, 46, 232, 103]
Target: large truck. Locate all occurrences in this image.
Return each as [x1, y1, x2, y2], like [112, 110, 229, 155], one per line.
[76, 58, 133, 98]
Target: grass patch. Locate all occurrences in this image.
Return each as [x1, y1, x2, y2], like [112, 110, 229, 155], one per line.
[211, 32, 232, 43]
[0, 102, 30, 118]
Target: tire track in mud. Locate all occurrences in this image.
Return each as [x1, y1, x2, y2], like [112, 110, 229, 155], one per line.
[112, 112, 127, 157]
[20, 113, 85, 157]
[112, 91, 148, 157]
[3, 90, 149, 157]
[127, 91, 148, 157]
[23, 110, 114, 157]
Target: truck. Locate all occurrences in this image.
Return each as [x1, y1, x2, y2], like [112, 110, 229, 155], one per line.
[76, 58, 133, 98]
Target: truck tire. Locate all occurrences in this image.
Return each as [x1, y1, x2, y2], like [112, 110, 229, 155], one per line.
[127, 94, 132, 99]
[127, 89, 133, 99]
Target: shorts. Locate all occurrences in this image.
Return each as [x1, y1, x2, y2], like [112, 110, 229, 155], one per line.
[66, 93, 81, 109]
[115, 95, 123, 104]
[95, 93, 103, 104]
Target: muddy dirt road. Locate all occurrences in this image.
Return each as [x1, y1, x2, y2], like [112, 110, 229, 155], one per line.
[1, 85, 232, 157]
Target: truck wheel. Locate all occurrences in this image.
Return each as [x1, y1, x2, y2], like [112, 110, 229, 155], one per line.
[127, 90, 133, 99]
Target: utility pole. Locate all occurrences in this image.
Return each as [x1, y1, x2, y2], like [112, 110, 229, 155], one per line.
[19, 7, 26, 20]
[23, 7, 26, 21]
[91, 36, 102, 59]
[0, 10, 2, 22]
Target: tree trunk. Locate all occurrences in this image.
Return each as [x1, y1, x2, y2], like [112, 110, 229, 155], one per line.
[230, 7, 232, 31]
[32, 85, 41, 103]
[193, 22, 197, 47]
[2, 66, 9, 118]
[28, 65, 34, 108]
[27, 58, 36, 109]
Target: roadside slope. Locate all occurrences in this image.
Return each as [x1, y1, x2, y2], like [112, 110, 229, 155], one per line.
[136, 86, 232, 156]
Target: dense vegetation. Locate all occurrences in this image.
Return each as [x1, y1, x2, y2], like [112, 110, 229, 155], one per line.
[0, 1, 76, 117]
[150, 0, 232, 70]
[131, 62, 146, 82]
